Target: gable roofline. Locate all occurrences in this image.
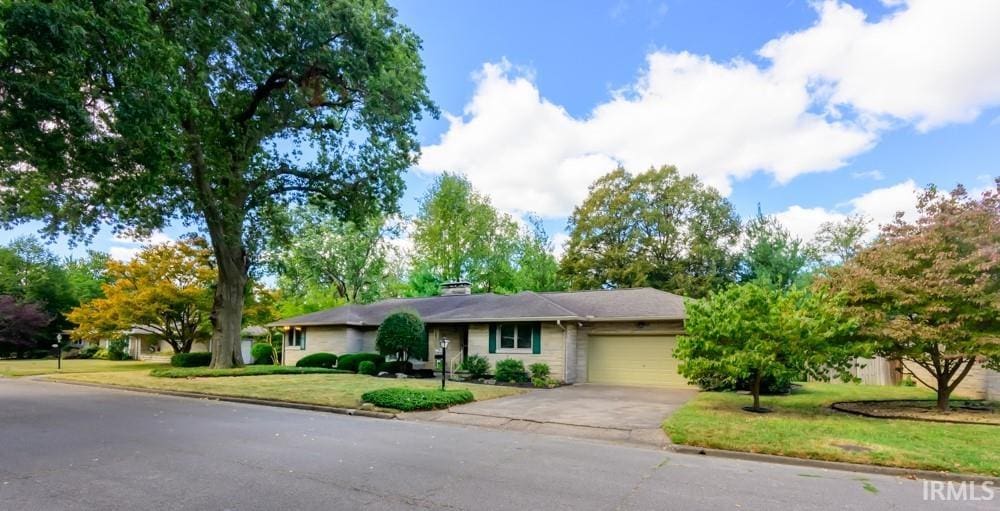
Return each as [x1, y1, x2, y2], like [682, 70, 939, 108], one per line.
[267, 287, 686, 327]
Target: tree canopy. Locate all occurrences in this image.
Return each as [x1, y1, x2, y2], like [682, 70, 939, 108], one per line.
[410, 174, 563, 294]
[68, 239, 215, 354]
[0, 0, 434, 367]
[675, 281, 858, 411]
[272, 208, 402, 307]
[560, 166, 741, 298]
[737, 210, 811, 289]
[820, 180, 1000, 411]
[0, 295, 51, 356]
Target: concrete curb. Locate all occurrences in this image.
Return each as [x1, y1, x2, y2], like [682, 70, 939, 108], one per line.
[669, 444, 1000, 484]
[39, 378, 398, 420]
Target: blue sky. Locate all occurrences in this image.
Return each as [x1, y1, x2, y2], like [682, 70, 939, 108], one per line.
[4, 0, 998, 260]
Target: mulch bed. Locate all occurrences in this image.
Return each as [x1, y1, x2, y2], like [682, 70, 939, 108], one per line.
[832, 399, 1000, 426]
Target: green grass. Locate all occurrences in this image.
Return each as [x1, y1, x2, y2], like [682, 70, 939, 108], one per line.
[0, 359, 167, 377]
[664, 383, 1000, 476]
[50, 370, 524, 411]
[150, 365, 349, 378]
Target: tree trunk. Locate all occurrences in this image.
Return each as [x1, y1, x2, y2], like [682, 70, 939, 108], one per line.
[209, 244, 248, 369]
[752, 372, 762, 411]
[936, 387, 951, 412]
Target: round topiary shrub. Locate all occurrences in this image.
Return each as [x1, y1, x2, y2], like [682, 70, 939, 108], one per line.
[296, 352, 338, 369]
[358, 360, 377, 375]
[251, 343, 274, 365]
[337, 353, 385, 373]
[375, 310, 425, 365]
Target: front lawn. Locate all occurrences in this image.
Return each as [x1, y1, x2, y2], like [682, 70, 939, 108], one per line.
[664, 383, 1000, 476]
[49, 370, 524, 411]
[0, 359, 167, 377]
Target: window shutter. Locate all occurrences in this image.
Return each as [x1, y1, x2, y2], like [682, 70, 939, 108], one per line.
[301, 328, 307, 350]
[488, 323, 497, 354]
[531, 323, 541, 354]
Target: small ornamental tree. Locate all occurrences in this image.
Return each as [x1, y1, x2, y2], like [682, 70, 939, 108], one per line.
[675, 282, 858, 412]
[0, 295, 51, 355]
[375, 311, 425, 365]
[821, 181, 1000, 411]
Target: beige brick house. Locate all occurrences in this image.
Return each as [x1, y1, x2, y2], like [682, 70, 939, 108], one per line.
[269, 283, 690, 386]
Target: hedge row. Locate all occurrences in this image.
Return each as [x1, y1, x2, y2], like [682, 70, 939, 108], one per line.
[170, 352, 212, 367]
[360, 387, 474, 411]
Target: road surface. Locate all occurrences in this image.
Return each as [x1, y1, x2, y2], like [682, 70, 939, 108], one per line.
[0, 379, 992, 510]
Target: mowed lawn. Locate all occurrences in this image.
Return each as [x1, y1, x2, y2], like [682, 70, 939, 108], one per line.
[664, 383, 1000, 476]
[0, 359, 167, 377]
[49, 370, 524, 410]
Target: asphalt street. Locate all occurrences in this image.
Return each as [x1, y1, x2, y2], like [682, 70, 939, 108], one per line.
[0, 379, 992, 510]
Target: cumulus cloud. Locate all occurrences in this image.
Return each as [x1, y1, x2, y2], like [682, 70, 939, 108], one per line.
[418, 1, 1000, 218]
[761, 0, 1000, 131]
[774, 180, 921, 242]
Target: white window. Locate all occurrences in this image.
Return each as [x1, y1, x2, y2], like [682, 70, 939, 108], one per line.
[499, 324, 532, 351]
[287, 327, 305, 348]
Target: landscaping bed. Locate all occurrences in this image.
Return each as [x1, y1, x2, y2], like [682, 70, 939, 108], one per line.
[832, 399, 999, 426]
[49, 370, 523, 411]
[663, 383, 1000, 476]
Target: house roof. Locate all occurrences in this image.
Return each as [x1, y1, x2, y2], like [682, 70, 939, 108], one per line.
[268, 288, 686, 327]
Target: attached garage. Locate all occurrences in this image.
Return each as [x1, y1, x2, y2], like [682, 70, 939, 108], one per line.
[586, 334, 690, 387]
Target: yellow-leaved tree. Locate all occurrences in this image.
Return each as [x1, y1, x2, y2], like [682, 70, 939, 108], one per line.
[68, 238, 215, 354]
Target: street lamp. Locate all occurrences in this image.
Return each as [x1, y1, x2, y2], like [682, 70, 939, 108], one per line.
[53, 333, 63, 370]
[439, 337, 449, 390]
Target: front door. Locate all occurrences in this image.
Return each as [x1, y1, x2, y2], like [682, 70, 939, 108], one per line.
[436, 325, 468, 369]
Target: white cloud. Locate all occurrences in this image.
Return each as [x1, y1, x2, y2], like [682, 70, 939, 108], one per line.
[761, 0, 1000, 131]
[418, 1, 1000, 219]
[851, 170, 884, 181]
[551, 232, 571, 260]
[774, 180, 920, 242]
[108, 230, 173, 261]
[419, 56, 873, 217]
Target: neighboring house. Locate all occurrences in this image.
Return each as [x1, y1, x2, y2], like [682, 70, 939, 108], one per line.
[77, 326, 211, 361]
[269, 282, 690, 387]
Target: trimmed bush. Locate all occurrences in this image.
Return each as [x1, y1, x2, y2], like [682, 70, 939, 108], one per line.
[151, 366, 345, 378]
[379, 360, 413, 374]
[358, 360, 378, 375]
[495, 359, 529, 383]
[251, 343, 275, 365]
[79, 345, 100, 359]
[375, 310, 426, 363]
[93, 348, 109, 360]
[296, 352, 338, 369]
[528, 362, 550, 380]
[337, 353, 385, 373]
[361, 387, 474, 411]
[170, 352, 212, 367]
[460, 355, 491, 379]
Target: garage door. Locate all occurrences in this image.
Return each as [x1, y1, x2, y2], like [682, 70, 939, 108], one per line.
[587, 335, 689, 387]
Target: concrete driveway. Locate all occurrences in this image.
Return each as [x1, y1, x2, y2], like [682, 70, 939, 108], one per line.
[409, 384, 697, 447]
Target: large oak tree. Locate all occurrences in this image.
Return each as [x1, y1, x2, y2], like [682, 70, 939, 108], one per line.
[0, 1, 434, 367]
[560, 166, 741, 298]
[821, 180, 1000, 411]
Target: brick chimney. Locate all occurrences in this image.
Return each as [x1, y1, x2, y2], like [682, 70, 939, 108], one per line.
[440, 281, 472, 296]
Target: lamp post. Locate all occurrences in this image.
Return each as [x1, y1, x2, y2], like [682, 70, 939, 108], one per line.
[53, 333, 63, 370]
[439, 337, 449, 390]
